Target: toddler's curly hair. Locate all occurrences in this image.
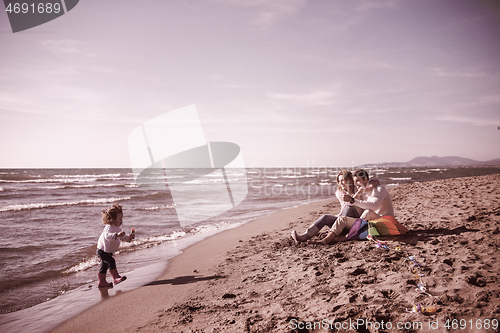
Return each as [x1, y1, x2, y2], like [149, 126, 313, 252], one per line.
[102, 204, 123, 224]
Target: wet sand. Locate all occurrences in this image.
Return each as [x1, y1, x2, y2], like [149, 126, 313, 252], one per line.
[51, 174, 500, 332]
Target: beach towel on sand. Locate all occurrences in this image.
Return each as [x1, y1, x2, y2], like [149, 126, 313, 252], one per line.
[346, 216, 409, 241]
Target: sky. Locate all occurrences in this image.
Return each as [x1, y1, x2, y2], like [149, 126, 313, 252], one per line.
[1, 0, 499, 168]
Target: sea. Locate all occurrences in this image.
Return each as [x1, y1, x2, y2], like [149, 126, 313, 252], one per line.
[0, 166, 499, 332]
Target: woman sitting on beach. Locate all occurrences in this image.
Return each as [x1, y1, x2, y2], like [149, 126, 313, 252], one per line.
[291, 170, 379, 245]
[336, 170, 360, 218]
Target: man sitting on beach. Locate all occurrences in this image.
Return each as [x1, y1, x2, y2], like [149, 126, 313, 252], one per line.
[344, 169, 394, 220]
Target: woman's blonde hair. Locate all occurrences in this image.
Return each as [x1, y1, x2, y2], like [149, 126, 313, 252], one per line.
[102, 204, 123, 224]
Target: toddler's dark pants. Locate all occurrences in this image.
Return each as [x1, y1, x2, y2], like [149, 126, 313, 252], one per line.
[96, 249, 116, 274]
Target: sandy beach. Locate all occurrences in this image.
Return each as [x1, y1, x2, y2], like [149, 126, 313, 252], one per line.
[51, 174, 500, 332]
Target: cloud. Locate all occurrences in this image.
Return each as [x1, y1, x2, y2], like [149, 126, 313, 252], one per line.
[427, 90, 500, 127]
[268, 87, 338, 106]
[0, 92, 42, 115]
[42, 39, 80, 56]
[41, 39, 98, 58]
[433, 114, 500, 127]
[217, 0, 306, 27]
[432, 67, 488, 78]
[355, 0, 398, 11]
[299, 53, 400, 71]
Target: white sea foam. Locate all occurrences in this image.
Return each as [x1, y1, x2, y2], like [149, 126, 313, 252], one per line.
[0, 197, 132, 212]
[281, 174, 316, 179]
[389, 177, 412, 180]
[309, 170, 328, 175]
[0, 178, 98, 184]
[53, 173, 121, 179]
[139, 204, 176, 211]
[13, 183, 127, 191]
[183, 179, 204, 184]
[371, 169, 388, 173]
[62, 256, 100, 274]
[66, 183, 122, 188]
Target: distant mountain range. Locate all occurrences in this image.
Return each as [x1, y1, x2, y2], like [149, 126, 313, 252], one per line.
[359, 156, 500, 167]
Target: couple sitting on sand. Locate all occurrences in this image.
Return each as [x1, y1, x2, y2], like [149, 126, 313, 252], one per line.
[291, 169, 394, 245]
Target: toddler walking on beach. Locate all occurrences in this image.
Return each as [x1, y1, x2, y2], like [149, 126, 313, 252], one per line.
[96, 204, 135, 288]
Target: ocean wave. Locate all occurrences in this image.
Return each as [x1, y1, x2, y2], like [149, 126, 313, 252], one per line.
[134, 175, 185, 180]
[66, 183, 124, 188]
[62, 256, 100, 274]
[0, 178, 98, 184]
[183, 179, 204, 184]
[39, 186, 65, 190]
[389, 177, 412, 180]
[139, 191, 172, 200]
[309, 170, 328, 175]
[14, 183, 128, 191]
[226, 173, 245, 177]
[0, 197, 132, 212]
[1, 267, 66, 291]
[53, 173, 122, 179]
[281, 175, 316, 179]
[139, 204, 176, 211]
[0, 245, 43, 253]
[411, 168, 447, 173]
